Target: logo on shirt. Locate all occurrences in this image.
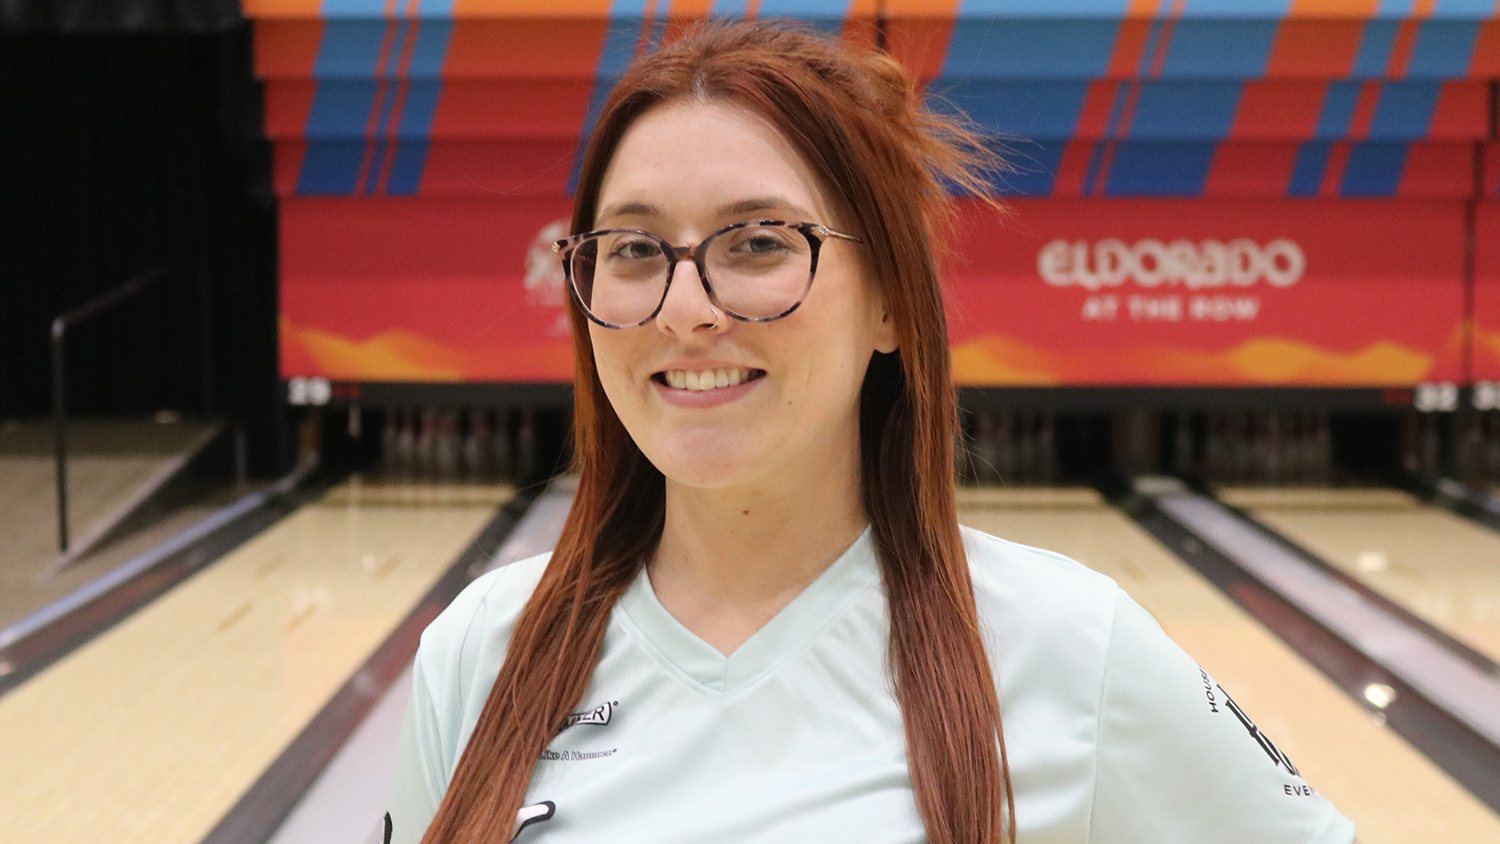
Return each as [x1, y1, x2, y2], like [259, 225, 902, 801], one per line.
[542, 700, 620, 763]
[1199, 667, 1300, 777]
[562, 700, 617, 730]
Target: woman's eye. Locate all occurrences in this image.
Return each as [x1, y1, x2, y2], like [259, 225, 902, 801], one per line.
[733, 232, 790, 254]
[608, 239, 661, 260]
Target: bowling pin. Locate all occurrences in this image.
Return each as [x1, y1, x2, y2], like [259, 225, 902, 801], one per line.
[1173, 413, 1194, 478]
[435, 409, 461, 480]
[1265, 414, 1283, 485]
[1038, 413, 1057, 485]
[516, 410, 538, 484]
[492, 410, 513, 481]
[382, 410, 399, 477]
[955, 412, 977, 485]
[464, 409, 490, 480]
[1204, 414, 1226, 482]
[995, 412, 1017, 483]
[1312, 414, 1332, 486]
[974, 413, 1001, 486]
[1421, 414, 1440, 477]
[417, 407, 439, 477]
[1482, 413, 1494, 485]
[1459, 415, 1484, 485]
[1016, 412, 1037, 484]
[396, 408, 417, 477]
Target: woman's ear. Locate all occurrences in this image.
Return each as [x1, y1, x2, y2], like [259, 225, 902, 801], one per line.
[874, 304, 900, 354]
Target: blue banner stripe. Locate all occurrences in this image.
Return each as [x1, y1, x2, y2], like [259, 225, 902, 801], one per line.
[407, 19, 454, 78]
[305, 79, 379, 138]
[943, 19, 1120, 79]
[955, 0, 1132, 14]
[1408, 20, 1481, 77]
[928, 80, 1092, 139]
[1160, 20, 1278, 78]
[314, 20, 387, 78]
[296, 140, 365, 194]
[1287, 141, 1331, 196]
[1352, 19, 1399, 77]
[1139, 17, 1166, 76]
[1130, 80, 1243, 139]
[1105, 141, 1217, 196]
[397, 81, 444, 137]
[1340, 141, 1407, 196]
[1180, 0, 1291, 14]
[992, 140, 1067, 195]
[387, 139, 430, 195]
[1082, 141, 1108, 195]
[303, 80, 451, 138]
[1368, 81, 1441, 140]
[1431, 0, 1495, 17]
[756, 0, 847, 14]
[1316, 82, 1361, 141]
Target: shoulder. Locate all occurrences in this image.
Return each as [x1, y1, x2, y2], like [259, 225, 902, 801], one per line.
[961, 523, 1121, 643]
[957, 525, 1125, 838]
[413, 552, 552, 706]
[960, 524, 1122, 726]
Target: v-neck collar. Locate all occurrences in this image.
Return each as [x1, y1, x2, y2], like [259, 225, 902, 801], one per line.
[617, 526, 880, 695]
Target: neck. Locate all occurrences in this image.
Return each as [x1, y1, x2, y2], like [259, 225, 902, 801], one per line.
[647, 437, 867, 655]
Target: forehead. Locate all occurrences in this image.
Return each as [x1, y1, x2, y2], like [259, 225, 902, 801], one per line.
[595, 100, 833, 226]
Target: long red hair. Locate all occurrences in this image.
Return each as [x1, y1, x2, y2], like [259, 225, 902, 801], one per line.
[421, 21, 1013, 844]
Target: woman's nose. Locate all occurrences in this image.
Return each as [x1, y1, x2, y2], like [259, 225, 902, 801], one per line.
[654, 257, 723, 335]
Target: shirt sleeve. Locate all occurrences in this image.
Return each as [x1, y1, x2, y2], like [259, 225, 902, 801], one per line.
[1089, 590, 1356, 844]
[384, 653, 449, 844]
[381, 558, 551, 844]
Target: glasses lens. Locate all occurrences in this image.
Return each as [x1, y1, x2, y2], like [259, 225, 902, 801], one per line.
[571, 232, 669, 326]
[704, 225, 813, 320]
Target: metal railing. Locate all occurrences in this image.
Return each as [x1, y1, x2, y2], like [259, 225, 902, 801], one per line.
[50, 264, 214, 554]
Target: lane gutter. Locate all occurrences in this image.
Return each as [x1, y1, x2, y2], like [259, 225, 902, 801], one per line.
[1194, 478, 1500, 678]
[1410, 475, 1500, 536]
[1103, 475, 1500, 814]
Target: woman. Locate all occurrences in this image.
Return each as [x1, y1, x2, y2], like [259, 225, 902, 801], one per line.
[385, 22, 1355, 844]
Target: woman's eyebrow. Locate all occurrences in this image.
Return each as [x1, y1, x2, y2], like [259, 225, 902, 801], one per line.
[718, 196, 813, 219]
[596, 196, 816, 226]
[596, 201, 661, 223]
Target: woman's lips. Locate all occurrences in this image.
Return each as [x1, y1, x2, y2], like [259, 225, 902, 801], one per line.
[652, 367, 766, 407]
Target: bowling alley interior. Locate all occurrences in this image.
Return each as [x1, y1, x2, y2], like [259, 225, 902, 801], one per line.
[4, 2, 1500, 843]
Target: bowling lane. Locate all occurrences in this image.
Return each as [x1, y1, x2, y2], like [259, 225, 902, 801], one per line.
[0, 476, 513, 844]
[958, 487, 1500, 844]
[1220, 487, 1500, 668]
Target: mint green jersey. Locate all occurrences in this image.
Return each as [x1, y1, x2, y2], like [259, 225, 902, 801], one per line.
[385, 526, 1354, 844]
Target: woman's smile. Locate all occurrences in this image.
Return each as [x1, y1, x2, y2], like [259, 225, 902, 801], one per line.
[651, 365, 769, 407]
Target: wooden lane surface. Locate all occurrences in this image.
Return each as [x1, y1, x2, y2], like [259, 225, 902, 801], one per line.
[0, 477, 513, 844]
[1221, 487, 1500, 667]
[958, 487, 1500, 844]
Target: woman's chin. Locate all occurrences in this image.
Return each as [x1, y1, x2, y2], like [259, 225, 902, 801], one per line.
[647, 439, 770, 492]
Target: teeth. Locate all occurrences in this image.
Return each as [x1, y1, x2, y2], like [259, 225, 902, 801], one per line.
[663, 367, 754, 392]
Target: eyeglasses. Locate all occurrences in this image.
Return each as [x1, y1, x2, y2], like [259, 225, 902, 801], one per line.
[553, 220, 862, 329]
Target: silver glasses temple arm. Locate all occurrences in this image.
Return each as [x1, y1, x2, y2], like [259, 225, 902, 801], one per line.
[814, 225, 862, 243]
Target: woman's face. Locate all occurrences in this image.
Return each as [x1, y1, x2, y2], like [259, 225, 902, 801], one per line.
[588, 100, 897, 492]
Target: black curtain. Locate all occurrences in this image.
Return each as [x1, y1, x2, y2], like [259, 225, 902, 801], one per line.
[1, 0, 238, 33]
[0, 25, 286, 476]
